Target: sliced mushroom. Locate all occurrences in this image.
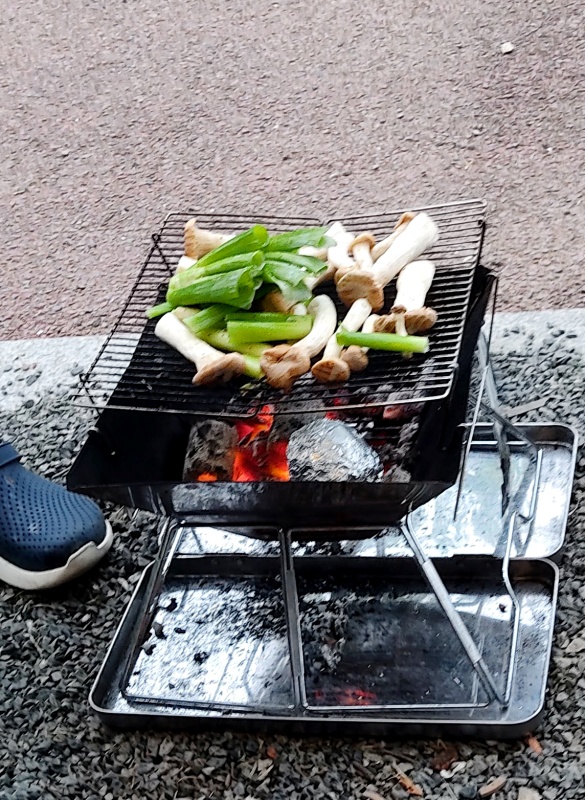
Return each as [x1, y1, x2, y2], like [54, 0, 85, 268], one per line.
[312, 298, 372, 384]
[261, 295, 338, 391]
[155, 312, 246, 386]
[371, 212, 416, 261]
[184, 219, 232, 260]
[341, 313, 379, 373]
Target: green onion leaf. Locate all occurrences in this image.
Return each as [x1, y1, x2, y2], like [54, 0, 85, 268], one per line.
[196, 225, 269, 267]
[265, 227, 335, 252]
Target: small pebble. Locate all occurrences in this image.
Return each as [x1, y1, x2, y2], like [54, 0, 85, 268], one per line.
[500, 41, 515, 53]
[478, 776, 507, 797]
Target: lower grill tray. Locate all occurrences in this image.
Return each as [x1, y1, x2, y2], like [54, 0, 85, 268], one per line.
[91, 554, 558, 738]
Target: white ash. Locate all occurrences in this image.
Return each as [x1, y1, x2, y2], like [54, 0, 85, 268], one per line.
[287, 419, 383, 482]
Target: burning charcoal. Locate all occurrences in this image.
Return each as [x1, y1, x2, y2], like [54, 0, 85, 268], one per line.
[183, 420, 237, 481]
[287, 419, 382, 482]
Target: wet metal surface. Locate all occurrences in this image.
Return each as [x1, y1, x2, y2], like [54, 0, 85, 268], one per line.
[93, 557, 558, 736]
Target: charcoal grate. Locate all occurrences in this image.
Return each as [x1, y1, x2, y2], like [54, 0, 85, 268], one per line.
[77, 199, 486, 416]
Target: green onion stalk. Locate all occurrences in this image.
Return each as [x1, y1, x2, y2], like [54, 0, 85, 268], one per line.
[265, 250, 327, 274]
[146, 301, 174, 319]
[199, 329, 267, 380]
[336, 330, 429, 354]
[227, 316, 313, 344]
[166, 266, 262, 309]
[169, 251, 264, 291]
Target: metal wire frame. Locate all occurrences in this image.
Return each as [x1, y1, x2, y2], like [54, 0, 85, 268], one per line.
[115, 347, 537, 716]
[76, 199, 486, 417]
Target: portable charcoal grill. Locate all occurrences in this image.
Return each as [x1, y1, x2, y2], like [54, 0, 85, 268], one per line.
[68, 200, 577, 736]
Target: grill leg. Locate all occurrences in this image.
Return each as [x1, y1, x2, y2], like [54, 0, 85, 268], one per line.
[278, 529, 306, 711]
[401, 515, 506, 707]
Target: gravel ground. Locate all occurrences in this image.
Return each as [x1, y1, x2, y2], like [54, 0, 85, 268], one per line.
[1, 323, 585, 800]
[1, 0, 585, 341]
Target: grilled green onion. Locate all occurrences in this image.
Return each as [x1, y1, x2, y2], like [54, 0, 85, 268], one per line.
[336, 330, 429, 354]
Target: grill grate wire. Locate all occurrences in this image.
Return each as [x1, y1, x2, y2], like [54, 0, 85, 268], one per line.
[77, 200, 486, 417]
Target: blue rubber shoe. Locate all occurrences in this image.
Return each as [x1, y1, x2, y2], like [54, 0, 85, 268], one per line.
[0, 442, 113, 590]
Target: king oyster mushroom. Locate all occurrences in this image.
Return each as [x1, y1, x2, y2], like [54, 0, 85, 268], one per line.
[184, 219, 232, 260]
[260, 295, 338, 391]
[341, 313, 380, 373]
[374, 260, 438, 336]
[311, 298, 372, 383]
[371, 212, 416, 261]
[155, 312, 246, 386]
[336, 212, 438, 309]
[326, 221, 356, 271]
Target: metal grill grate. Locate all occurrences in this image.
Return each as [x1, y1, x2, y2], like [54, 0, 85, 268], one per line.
[77, 199, 486, 416]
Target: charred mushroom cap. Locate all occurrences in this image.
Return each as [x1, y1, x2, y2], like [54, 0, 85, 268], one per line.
[336, 268, 385, 310]
[311, 357, 351, 384]
[192, 353, 246, 386]
[374, 307, 438, 334]
[341, 345, 369, 373]
[260, 344, 311, 392]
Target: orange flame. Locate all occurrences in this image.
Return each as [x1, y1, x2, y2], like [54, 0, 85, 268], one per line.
[232, 448, 264, 482]
[235, 404, 275, 444]
[265, 440, 290, 481]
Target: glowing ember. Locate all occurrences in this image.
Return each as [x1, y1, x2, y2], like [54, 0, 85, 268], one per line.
[336, 688, 377, 706]
[312, 687, 378, 706]
[232, 448, 264, 482]
[234, 404, 275, 444]
[197, 473, 218, 482]
[265, 440, 290, 481]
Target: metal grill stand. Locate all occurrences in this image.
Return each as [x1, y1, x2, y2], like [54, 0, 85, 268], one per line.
[115, 335, 538, 719]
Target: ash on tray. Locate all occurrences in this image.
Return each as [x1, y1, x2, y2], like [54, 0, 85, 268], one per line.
[287, 419, 383, 482]
[301, 591, 352, 676]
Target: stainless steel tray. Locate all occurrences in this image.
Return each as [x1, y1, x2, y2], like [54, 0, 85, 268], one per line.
[90, 422, 575, 736]
[91, 555, 558, 738]
[174, 423, 577, 562]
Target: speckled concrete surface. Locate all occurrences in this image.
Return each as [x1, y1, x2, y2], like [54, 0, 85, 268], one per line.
[1, 0, 584, 341]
